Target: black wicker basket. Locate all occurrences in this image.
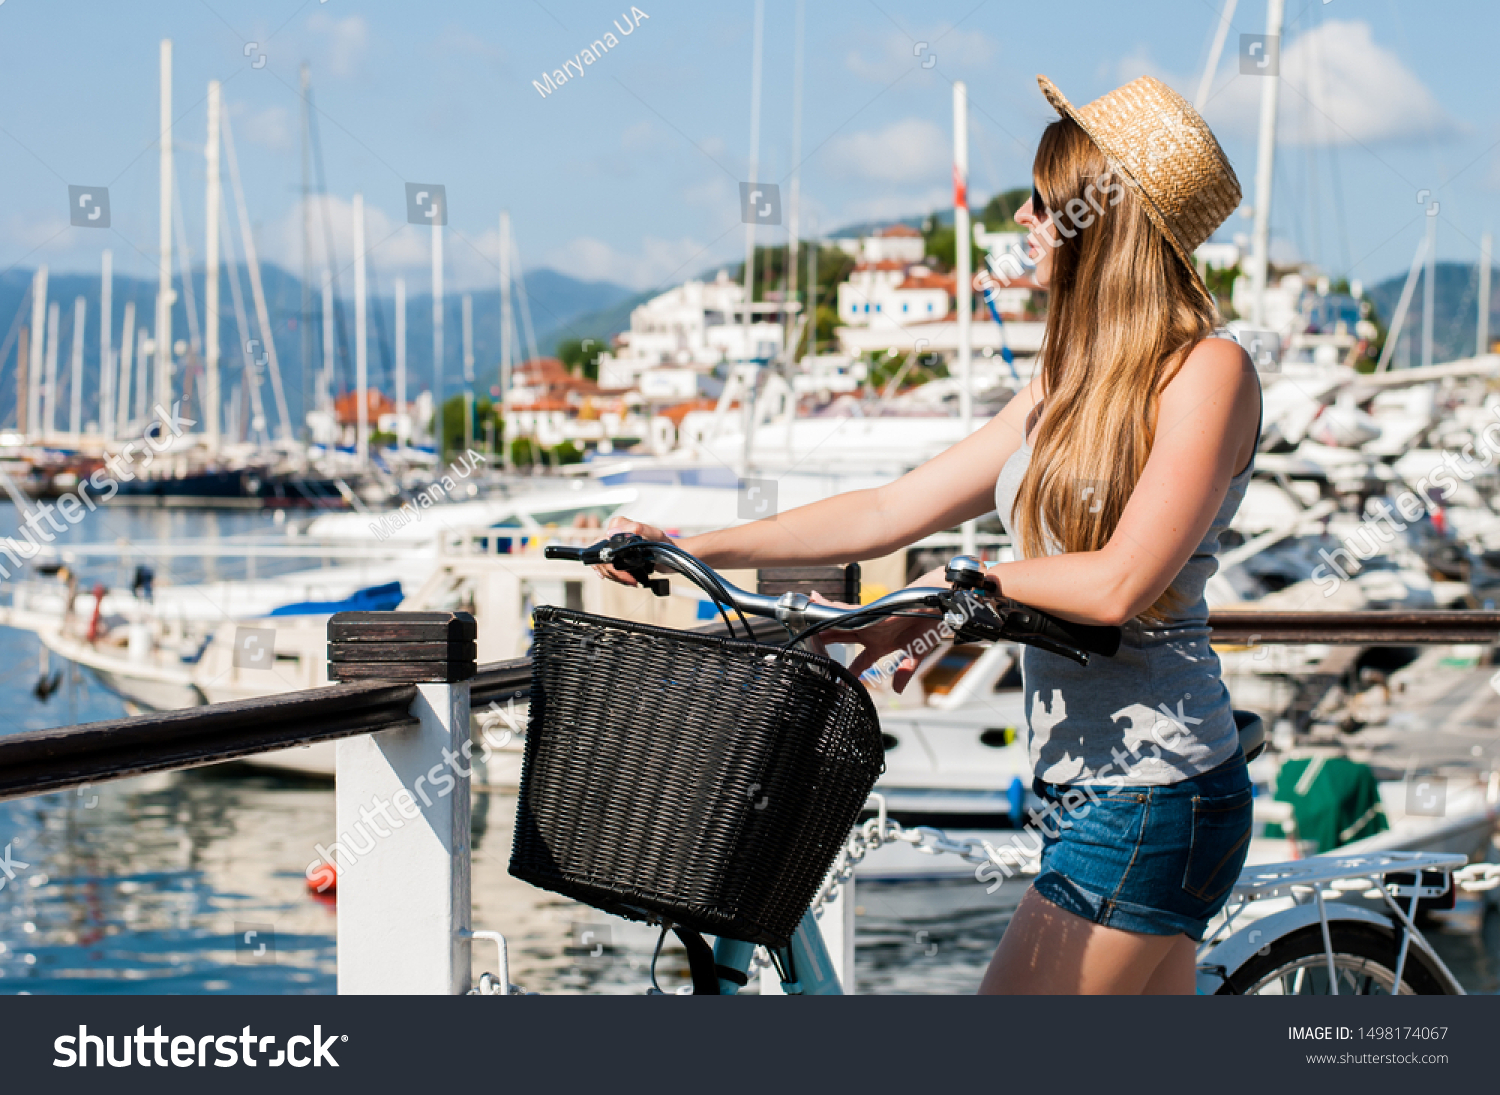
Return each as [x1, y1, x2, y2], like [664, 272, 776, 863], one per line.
[509, 606, 885, 949]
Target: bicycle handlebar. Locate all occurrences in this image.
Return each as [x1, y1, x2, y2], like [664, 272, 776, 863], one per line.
[545, 534, 1121, 666]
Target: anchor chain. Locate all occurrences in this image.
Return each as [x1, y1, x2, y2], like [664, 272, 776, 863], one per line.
[809, 799, 1040, 921]
[1454, 863, 1500, 892]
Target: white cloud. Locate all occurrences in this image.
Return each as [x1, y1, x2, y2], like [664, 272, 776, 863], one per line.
[259, 195, 427, 280]
[845, 28, 995, 81]
[1157, 19, 1461, 146]
[307, 13, 370, 78]
[680, 175, 734, 212]
[234, 104, 293, 152]
[545, 234, 716, 290]
[823, 118, 949, 184]
[836, 187, 950, 228]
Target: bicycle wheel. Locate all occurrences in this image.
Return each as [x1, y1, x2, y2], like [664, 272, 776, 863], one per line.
[1214, 923, 1457, 995]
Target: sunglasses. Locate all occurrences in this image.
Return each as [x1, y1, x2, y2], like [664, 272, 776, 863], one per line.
[1031, 184, 1048, 217]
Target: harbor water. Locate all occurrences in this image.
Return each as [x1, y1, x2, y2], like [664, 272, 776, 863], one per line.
[1, 510, 1497, 994]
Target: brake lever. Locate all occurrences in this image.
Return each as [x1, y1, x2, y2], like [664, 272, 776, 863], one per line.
[940, 589, 1006, 644]
[939, 588, 1091, 666]
[596, 534, 670, 597]
[1013, 630, 1090, 666]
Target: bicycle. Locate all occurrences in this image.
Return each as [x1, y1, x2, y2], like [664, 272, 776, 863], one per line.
[491, 533, 1499, 996]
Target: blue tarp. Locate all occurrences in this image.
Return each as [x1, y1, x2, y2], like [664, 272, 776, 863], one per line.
[268, 581, 405, 616]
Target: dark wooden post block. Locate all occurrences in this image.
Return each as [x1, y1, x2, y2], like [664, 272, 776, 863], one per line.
[328, 611, 478, 682]
[756, 564, 861, 605]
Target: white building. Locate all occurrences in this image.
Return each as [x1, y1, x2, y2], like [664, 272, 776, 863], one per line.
[596, 270, 794, 392]
[1196, 241, 1243, 270]
[834, 222, 927, 265]
[837, 261, 950, 326]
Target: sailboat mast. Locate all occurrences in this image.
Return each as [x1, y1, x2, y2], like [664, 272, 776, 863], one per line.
[1247, 0, 1284, 327]
[1422, 209, 1436, 369]
[395, 277, 407, 451]
[354, 192, 368, 465]
[786, 0, 804, 350]
[1480, 232, 1493, 356]
[157, 38, 174, 415]
[740, 0, 765, 473]
[499, 210, 513, 470]
[117, 301, 135, 436]
[27, 266, 46, 440]
[322, 270, 334, 416]
[100, 250, 113, 441]
[432, 220, 444, 461]
[205, 80, 222, 454]
[300, 63, 314, 445]
[69, 296, 85, 438]
[44, 301, 59, 438]
[954, 80, 976, 557]
[462, 293, 474, 452]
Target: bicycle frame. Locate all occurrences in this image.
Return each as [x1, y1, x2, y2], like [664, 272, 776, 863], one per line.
[712, 912, 847, 995]
[1195, 850, 1470, 995]
[534, 534, 1122, 995]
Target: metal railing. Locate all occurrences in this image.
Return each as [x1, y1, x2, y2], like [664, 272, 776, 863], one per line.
[0, 605, 1495, 994]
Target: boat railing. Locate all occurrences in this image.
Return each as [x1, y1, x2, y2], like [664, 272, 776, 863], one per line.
[0, 605, 1497, 994]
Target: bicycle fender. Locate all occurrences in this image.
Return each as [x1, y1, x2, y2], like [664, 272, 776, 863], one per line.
[1194, 900, 1462, 996]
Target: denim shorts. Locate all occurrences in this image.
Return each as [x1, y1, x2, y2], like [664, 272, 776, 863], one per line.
[1029, 748, 1253, 941]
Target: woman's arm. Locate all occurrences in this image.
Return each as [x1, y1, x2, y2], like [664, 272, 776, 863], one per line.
[981, 338, 1260, 627]
[600, 376, 1045, 583]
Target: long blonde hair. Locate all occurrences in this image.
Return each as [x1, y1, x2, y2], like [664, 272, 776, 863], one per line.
[1013, 116, 1220, 623]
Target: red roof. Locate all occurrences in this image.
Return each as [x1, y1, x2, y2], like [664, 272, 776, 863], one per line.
[334, 389, 395, 426]
[515, 357, 599, 393]
[898, 272, 956, 292]
[659, 397, 721, 426]
[513, 396, 574, 412]
[876, 223, 923, 238]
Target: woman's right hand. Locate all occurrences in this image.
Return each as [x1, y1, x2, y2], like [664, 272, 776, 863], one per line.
[592, 515, 673, 587]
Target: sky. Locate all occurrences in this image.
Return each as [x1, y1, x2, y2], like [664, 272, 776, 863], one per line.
[1, 0, 1497, 300]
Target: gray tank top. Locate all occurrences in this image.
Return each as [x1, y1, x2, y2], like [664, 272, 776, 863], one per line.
[994, 346, 1261, 786]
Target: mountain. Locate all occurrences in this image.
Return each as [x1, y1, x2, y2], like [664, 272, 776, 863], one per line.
[1366, 262, 1497, 366]
[0, 264, 634, 434]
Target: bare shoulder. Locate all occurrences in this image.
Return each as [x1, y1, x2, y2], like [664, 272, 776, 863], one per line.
[1157, 336, 1260, 464]
[1161, 337, 1258, 410]
[1173, 336, 1253, 387]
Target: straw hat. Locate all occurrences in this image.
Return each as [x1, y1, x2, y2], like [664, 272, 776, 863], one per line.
[1036, 74, 1240, 286]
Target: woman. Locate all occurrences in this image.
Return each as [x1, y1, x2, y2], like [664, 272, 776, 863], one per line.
[597, 75, 1261, 994]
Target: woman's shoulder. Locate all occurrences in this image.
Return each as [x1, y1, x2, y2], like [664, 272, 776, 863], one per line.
[1159, 333, 1261, 464]
[1162, 334, 1255, 397]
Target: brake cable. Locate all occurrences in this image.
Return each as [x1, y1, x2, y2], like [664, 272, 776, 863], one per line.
[644, 540, 755, 641]
[783, 598, 946, 649]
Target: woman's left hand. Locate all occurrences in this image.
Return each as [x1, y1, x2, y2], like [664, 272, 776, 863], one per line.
[805, 591, 945, 694]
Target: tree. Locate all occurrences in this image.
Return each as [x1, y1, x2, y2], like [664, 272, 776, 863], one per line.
[922, 222, 986, 274]
[434, 393, 494, 456]
[557, 337, 608, 380]
[510, 436, 538, 466]
[978, 187, 1031, 231]
[732, 242, 857, 355]
[1203, 262, 1240, 319]
[733, 242, 856, 304]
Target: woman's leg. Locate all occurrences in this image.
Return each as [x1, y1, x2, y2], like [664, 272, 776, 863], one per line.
[977, 889, 1190, 994]
[1140, 936, 1197, 995]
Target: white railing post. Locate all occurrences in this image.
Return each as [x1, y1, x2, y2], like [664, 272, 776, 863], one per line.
[820, 874, 856, 994]
[328, 612, 477, 995]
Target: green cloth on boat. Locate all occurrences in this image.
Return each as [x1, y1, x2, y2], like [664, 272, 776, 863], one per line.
[1267, 754, 1389, 855]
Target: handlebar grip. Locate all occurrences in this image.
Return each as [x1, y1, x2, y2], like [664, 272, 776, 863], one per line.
[543, 544, 587, 561]
[1009, 605, 1121, 659]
